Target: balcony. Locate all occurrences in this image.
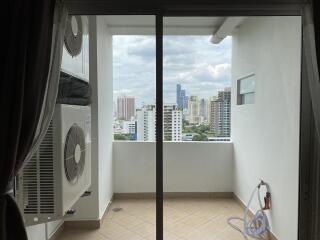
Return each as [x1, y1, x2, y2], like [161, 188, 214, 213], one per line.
[58, 141, 251, 240]
[57, 141, 273, 240]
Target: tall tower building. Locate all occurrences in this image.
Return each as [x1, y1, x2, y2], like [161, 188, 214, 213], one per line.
[176, 84, 188, 109]
[199, 98, 208, 122]
[164, 104, 182, 141]
[188, 96, 200, 124]
[209, 88, 231, 137]
[117, 96, 135, 121]
[176, 84, 182, 107]
[136, 105, 156, 141]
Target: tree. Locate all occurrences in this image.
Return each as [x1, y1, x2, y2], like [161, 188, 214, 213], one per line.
[197, 124, 210, 134]
[182, 119, 190, 133]
[192, 134, 208, 141]
[114, 134, 131, 140]
[182, 119, 189, 127]
[164, 136, 172, 141]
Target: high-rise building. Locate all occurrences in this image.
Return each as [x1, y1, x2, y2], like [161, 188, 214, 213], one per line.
[176, 84, 182, 108]
[136, 105, 156, 141]
[122, 120, 137, 140]
[207, 96, 217, 124]
[136, 104, 182, 141]
[117, 96, 135, 121]
[199, 98, 208, 122]
[176, 84, 188, 109]
[183, 94, 188, 110]
[122, 121, 136, 134]
[164, 104, 182, 141]
[188, 96, 201, 124]
[209, 88, 231, 137]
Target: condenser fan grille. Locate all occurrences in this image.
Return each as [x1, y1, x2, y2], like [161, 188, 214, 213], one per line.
[64, 124, 86, 183]
[64, 15, 83, 57]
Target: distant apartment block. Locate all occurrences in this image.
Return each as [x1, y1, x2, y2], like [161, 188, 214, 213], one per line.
[117, 96, 135, 121]
[136, 105, 156, 141]
[136, 104, 182, 141]
[207, 96, 217, 122]
[188, 96, 201, 124]
[113, 100, 117, 117]
[209, 88, 231, 137]
[164, 104, 182, 141]
[122, 121, 136, 134]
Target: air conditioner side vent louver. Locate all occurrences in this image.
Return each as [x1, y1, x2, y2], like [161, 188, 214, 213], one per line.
[39, 122, 54, 214]
[21, 122, 55, 215]
[22, 155, 38, 214]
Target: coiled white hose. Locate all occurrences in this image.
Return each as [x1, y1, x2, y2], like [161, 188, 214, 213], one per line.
[227, 181, 270, 239]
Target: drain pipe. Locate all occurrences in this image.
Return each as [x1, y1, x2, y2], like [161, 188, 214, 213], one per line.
[210, 17, 245, 44]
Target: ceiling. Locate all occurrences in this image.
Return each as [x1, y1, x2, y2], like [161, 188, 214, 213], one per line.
[104, 16, 227, 35]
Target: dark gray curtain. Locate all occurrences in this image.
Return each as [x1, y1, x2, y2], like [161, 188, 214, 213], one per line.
[299, 48, 320, 240]
[313, 1, 319, 72]
[299, 2, 320, 240]
[1, 1, 56, 239]
[303, 4, 320, 138]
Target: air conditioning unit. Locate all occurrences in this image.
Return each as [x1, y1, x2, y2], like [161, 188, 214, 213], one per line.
[16, 104, 91, 226]
[61, 16, 89, 82]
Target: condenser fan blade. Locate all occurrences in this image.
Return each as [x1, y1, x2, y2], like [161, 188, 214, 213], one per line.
[64, 124, 86, 183]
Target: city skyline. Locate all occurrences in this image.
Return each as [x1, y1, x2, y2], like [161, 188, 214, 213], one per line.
[114, 86, 231, 141]
[113, 35, 231, 106]
[114, 83, 231, 113]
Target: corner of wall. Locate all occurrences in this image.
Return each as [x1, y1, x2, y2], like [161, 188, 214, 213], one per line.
[96, 16, 114, 219]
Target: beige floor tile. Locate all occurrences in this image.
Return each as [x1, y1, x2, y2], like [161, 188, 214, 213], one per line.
[57, 229, 108, 240]
[132, 222, 156, 238]
[57, 197, 250, 240]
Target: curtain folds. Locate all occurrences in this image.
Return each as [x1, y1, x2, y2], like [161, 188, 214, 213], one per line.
[1, 1, 67, 239]
[24, 3, 68, 167]
[303, 5, 320, 138]
[313, 1, 319, 72]
[299, 3, 320, 240]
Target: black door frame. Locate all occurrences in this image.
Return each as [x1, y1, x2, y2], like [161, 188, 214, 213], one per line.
[156, 13, 164, 240]
[66, 2, 312, 240]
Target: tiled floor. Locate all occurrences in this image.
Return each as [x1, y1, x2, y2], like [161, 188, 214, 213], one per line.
[57, 197, 251, 240]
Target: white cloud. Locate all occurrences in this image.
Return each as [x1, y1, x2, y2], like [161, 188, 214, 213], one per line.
[113, 35, 231, 107]
[207, 63, 231, 80]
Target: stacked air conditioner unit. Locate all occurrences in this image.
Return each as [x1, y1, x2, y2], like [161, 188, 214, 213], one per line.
[16, 104, 91, 226]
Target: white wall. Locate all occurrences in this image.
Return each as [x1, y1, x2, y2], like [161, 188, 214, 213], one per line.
[231, 17, 301, 240]
[96, 16, 114, 218]
[113, 142, 233, 193]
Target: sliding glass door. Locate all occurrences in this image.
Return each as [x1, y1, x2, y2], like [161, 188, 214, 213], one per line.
[111, 15, 157, 240]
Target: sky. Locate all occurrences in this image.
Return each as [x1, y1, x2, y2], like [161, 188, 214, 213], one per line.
[113, 35, 231, 107]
